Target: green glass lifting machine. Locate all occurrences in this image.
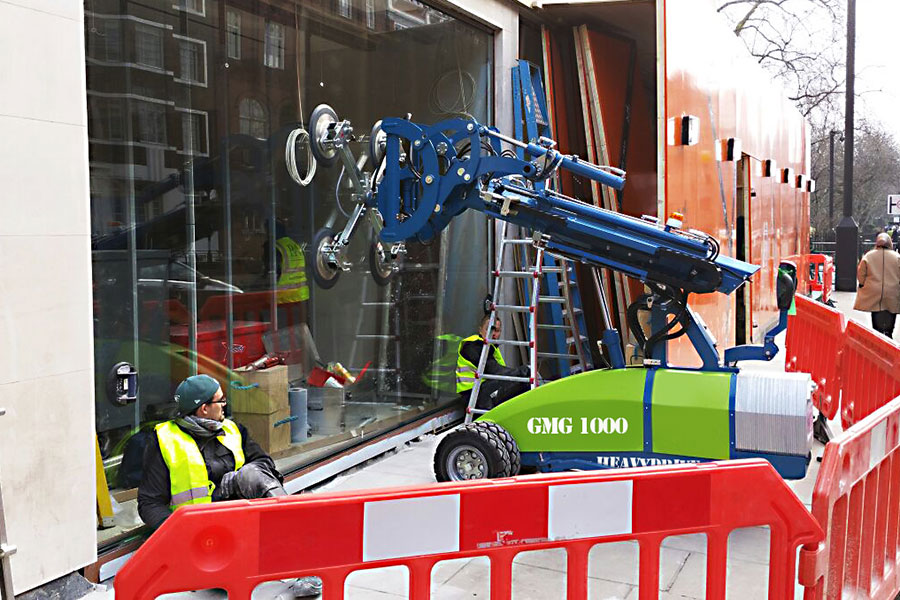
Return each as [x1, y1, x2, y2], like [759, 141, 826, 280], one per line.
[305, 105, 812, 482]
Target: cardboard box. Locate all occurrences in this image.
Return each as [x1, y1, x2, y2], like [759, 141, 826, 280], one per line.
[233, 408, 291, 454]
[229, 365, 289, 414]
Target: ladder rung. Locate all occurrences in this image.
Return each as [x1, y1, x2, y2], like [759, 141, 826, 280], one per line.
[356, 334, 398, 340]
[362, 302, 391, 307]
[538, 324, 569, 330]
[563, 307, 584, 315]
[494, 304, 532, 312]
[502, 239, 533, 245]
[495, 271, 538, 278]
[566, 335, 588, 344]
[407, 294, 436, 301]
[539, 297, 566, 304]
[538, 351, 580, 360]
[492, 339, 532, 347]
[468, 408, 489, 415]
[541, 267, 563, 274]
[569, 365, 585, 374]
[481, 374, 531, 383]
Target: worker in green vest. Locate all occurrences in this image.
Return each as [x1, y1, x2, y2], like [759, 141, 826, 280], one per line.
[456, 314, 530, 410]
[263, 220, 309, 331]
[138, 375, 321, 597]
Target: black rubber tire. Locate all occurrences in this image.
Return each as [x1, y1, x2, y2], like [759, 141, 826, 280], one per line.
[308, 104, 340, 168]
[479, 421, 521, 476]
[369, 240, 393, 286]
[433, 422, 514, 482]
[310, 227, 341, 289]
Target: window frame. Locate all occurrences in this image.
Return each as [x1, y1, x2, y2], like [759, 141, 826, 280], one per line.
[263, 20, 285, 69]
[173, 34, 208, 87]
[172, 0, 205, 17]
[176, 107, 209, 156]
[226, 10, 241, 60]
[134, 23, 164, 69]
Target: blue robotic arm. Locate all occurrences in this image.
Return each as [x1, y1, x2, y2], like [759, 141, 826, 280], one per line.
[307, 107, 790, 372]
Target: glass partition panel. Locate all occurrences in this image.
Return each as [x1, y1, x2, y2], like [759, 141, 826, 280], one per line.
[86, 0, 492, 546]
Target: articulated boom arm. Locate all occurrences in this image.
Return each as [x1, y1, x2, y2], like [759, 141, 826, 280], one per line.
[371, 116, 758, 297]
[308, 107, 788, 371]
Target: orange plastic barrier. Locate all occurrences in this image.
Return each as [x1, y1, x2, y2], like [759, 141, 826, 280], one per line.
[837, 320, 900, 428]
[785, 294, 845, 419]
[799, 396, 900, 599]
[115, 460, 821, 600]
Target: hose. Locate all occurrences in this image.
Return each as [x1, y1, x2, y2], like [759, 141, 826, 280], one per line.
[285, 127, 316, 186]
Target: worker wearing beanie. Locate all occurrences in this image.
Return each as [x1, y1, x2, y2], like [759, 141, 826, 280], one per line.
[138, 375, 322, 597]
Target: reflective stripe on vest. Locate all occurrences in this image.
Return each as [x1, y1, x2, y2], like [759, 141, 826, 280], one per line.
[155, 419, 246, 511]
[456, 334, 505, 393]
[275, 237, 309, 303]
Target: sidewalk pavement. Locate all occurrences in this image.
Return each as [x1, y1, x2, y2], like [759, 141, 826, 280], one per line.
[90, 291, 873, 599]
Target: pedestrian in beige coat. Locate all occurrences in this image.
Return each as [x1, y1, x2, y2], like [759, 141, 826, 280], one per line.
[853, 232, 900, 338]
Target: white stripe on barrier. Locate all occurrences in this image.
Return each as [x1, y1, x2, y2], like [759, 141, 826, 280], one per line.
[362, 494, 460, 562]
[870, 420, 887, 471]
[548, 480, 633, 541]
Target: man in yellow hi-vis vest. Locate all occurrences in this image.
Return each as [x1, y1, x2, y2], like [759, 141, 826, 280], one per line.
[456, 315, 530, 410]
[137, 375, 323, 596]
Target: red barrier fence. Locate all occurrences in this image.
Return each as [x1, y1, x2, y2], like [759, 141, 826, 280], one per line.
[808, 254, 834, 305]
[785, 295, 845, 419]
[837, 320, 900, 429]
[115, 460, 821, 600]
[799, 396, 900, 599]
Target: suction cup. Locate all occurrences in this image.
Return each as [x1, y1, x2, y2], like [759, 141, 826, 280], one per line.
[309, 104, 340, 168]
[310, 227, 341, 289]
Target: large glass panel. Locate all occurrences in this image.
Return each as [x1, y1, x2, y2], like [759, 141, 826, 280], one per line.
[86, 0, 492, 546]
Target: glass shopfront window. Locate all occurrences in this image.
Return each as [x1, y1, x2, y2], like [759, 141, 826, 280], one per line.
[86, 0, 492, 546]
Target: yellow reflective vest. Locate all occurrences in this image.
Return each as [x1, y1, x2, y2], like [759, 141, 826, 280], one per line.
[155, 419, 245, 511]
[456, 334, 505, 394]
[275, 237, 310, 303]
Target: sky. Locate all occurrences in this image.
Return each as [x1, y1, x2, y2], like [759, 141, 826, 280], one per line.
[855, 2, 900, 136]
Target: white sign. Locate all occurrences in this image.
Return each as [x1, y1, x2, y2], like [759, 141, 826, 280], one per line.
[889, 195, 900, 215]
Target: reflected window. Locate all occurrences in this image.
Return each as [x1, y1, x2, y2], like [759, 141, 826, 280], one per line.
[134, 24, 163, 69]
[180, 110, 207, 155]
[339, 0, 352, 19]
[137, 101, 167, 144]
[175, 0, 205, 16]
[93, 99, 124, 142]
[176, 36, 206, 85]
[226, 10, 241, 60]
[264, 20, 284, 69]
[239, 98, 268, 138]
[366, 0, 375, 28]
[93, 19, 121, 61]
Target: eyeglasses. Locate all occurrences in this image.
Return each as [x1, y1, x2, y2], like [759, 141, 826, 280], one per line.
[208, 398, 227, 405]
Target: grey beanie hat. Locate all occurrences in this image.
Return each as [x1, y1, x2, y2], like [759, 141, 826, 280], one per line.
[174, 375, 221, 415]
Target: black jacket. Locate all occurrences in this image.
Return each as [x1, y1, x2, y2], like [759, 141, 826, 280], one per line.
[137, 421, 279, 530]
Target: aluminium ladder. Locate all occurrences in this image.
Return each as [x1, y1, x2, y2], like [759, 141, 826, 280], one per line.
[464, 220, 588, 423]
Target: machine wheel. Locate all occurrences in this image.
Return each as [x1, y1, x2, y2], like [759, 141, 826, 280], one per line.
[309, 104, 340, 168]
[482, 421, 521, 476]
[369, 240, 394, 286]
[434, 422, 515, 482]
[310, 227, 341, 289]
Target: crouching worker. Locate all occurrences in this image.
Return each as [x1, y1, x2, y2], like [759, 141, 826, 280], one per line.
[457, 315, 530, 410]
[138, 375, 321, 598]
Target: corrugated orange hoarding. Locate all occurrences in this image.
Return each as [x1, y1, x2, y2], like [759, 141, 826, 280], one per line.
[664, 0, 811, 365]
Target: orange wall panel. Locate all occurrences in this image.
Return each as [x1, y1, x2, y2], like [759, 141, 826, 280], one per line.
[665, 0, 810, 365]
